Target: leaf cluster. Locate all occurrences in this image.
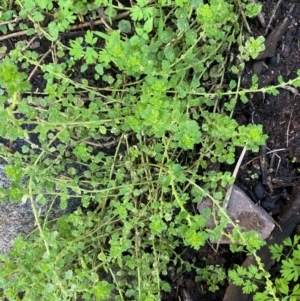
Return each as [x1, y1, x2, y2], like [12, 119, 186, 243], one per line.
[196, 265, 227, 292]
[229, 235, 300, 301]
[0, 0, 294, 300]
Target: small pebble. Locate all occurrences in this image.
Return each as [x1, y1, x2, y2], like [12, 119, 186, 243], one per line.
[261, 202, 275, 211]
[267, 55, 277, 66]
[254, 183, 266, 200]
[252, 60, 263, 75]
[261, 197, 281, 215]
[282, 45, 291, 58]
[281, 189, 289, 200]
[247, 190, 258, 203]
[296, 28, 300, 40]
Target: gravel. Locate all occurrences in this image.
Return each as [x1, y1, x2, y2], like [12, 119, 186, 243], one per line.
[0, 163, 81, 254]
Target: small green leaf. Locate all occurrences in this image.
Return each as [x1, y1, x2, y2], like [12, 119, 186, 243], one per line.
[177, 18, 189, 31]
[229, 80, 237, 90]
[65, 270, 73, 280]
[84, 46, 98, 64]
[95, 64, 104, 76]
[175, 0, 189, 7]
[281, 259, 299, 281]
[144, 17, 153, 33]
[44, 283, 55, 294]
[130, 6, 144, 21]
[164, 46, 175, 62]
[85, 30, 98, 45]
[252, 74, 259, 85]
[118, 20, 131, 33]
[48, 22, 59, 41]
[149, 215, 168, 235]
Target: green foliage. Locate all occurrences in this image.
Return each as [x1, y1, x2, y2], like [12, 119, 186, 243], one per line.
[197, 0, 237, 40]
[242, 0, 262, 18]
[0, 57, 31, 96]
[0, 0, 10, 9]
[229, 235, 300, 301]
[196, 265, 227, 292]
[0, 0, 299, 300]
[16, 0, 103, 41]
[239, 36, 265, 60]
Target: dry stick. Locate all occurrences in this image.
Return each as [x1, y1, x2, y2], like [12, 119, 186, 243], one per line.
[252, 0, 265, 28]
[236, 0, 252, 34]
[286, 96, 297, 148]
[260, 145, 268, 185]
[0, 17, 20, 27]
[281, 85, 299, 95]
[21, 35, 39, 52]
[224, 146, 247, 209]
[213, 146, 247, 251]
[27, 48, 52, 81]
[0, 29, 27, 41]
[69, 10, 130, 31]
[266, 148, 286, 155]
[0, 10, 131, 42]
[264, 0, 283, 35]
[257, 11, 266, 28]
[9, 0, 14, 10]
[241, 148, 287, 169]
[71, 135, 122, 149]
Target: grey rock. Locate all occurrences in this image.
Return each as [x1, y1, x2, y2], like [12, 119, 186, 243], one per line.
[197, 185, 275, 244]
[252, 60, 264, 75]
[256, 15, 291, 60]
[0, 164, 81, 254]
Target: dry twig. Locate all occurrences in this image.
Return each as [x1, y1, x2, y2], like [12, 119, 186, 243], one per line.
[0, 11, 130, 42]
[236, 0, 252, 34]
[27, 47, 52, 81]
[264, 0, 283, 35]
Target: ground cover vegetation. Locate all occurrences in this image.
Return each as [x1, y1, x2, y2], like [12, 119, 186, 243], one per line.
[0, 0, 300, 300]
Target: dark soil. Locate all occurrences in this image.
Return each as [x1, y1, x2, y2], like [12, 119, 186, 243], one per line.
[163, 1, 300, 300]
[2, 0, 300, 300]
[235, 0, 300, 210]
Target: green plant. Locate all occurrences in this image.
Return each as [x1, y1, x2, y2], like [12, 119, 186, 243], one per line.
[241, 36, 265, 60]
[0, 0, 298, 300]
[196, 264, 227, 292]
[229, 235, 300, 301]
[0, 0, 9, 10]
[243, 1, 262, 18]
